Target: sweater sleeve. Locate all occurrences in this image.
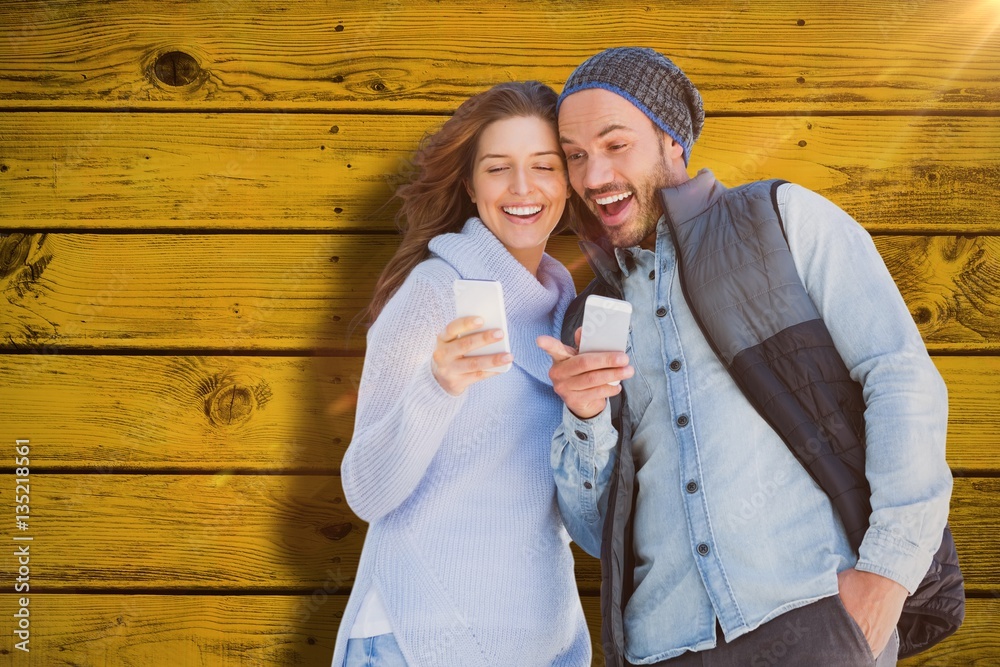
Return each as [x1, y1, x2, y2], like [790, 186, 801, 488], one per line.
[340, 264, 467, 523]
[781, 183, 952, 593]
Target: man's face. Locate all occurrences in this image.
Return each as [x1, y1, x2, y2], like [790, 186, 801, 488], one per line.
[558, 88, 687, 248]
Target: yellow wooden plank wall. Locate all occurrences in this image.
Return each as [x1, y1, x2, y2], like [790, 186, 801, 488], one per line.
[0, 1, 998, 664]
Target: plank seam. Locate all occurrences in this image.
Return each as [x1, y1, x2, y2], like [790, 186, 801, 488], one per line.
[2, 106, 1000, 118]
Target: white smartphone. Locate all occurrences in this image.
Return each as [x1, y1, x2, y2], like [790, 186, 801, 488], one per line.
[453, 279, 512, 373]
[578, 294, 632, 386]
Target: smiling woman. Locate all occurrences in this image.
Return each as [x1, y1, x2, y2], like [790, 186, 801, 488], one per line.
[360, 82, 575, 327]
[466, 115, 570, 275]
[332, 80, 595, 667]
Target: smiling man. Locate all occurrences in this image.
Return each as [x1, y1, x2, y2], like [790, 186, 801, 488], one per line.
[537, 47, 961, 666]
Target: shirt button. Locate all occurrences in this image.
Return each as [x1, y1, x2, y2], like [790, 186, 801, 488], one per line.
[656, 307, 667, 317]
[697, 543, 710, 556]
[686, 480, 698, 494]
[677, 414, 689, 427]
[648, 270, 655, 280]
[669, 359, 682, 372]
[584, 481, 593, 489]
[574, 430, 588, 441]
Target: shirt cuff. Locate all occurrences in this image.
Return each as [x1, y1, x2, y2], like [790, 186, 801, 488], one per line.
[563, 401, 617, 456]
[855, 527, 935, 594]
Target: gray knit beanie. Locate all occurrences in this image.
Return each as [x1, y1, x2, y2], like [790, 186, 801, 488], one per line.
[557, 47, 704, 165]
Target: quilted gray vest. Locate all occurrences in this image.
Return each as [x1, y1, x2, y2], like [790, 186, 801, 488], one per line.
[658, 178, 964, 659]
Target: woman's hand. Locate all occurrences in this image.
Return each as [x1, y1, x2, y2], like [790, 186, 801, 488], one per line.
[431, 316, 513, 396]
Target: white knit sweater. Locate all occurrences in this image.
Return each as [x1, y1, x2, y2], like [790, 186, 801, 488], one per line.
[331, 218, 591, 666]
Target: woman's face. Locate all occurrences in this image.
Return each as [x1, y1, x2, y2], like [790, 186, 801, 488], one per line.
[467, 115, 569, 272]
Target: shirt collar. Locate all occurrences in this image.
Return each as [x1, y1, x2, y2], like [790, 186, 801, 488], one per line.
[612, 216, 665, 277]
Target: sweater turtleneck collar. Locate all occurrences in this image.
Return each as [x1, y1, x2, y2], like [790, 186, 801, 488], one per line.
[427, 217, 575, 386]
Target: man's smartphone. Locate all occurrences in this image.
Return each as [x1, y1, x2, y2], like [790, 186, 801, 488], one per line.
[578, 294, 632, 386]
[453, 279, 512, 373]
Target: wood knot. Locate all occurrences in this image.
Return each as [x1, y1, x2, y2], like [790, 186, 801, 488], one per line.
[207, 384, 255, 425]
[0, 234, 30, 279]
[151, 51, 203, 88]
[939, 235, 976, 264]
[320, 522, 353, 541]
[200, 375, 272, 427]
[908, 295, 949, 337]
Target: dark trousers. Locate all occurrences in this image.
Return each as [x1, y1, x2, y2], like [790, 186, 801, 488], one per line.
[627, 594, 899, 667]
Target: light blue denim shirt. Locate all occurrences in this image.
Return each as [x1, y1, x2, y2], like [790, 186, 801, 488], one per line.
[552, 179, 952, 664]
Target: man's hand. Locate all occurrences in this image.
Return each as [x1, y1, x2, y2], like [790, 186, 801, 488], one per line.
[837, 568, 908, 656]
[537, 327, 633, 419]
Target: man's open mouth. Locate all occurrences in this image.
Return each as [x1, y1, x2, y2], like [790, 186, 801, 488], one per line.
[595, 191, 633, 218]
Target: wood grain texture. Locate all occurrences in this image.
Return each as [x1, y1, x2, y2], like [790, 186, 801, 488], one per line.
[879, 236, 1000, 351]
[934, 356, 1000, 473]
[0, 356, 356, 473]
[1, 0, 997, 113]
[947, 478, 1000, 595]
[0, 593, 345, 666]
[2, 113, 999, 233]
[0, 594, 997, 666]
[0, 354, 996, 474]
[2, 233, 1000, 352]
[0, 475, 996, 593]
[0, 232, 383, 353]
[0, 475, 361, 590]
[898, 598, 1000, 666]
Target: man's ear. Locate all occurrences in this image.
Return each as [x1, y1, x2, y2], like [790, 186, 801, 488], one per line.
[667, 137, 684, 162]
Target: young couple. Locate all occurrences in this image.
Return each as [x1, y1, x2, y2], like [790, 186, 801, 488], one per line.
[332, 48, 954, 667]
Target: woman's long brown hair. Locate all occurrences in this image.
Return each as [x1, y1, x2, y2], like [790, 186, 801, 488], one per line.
[360, 81, 564, 326]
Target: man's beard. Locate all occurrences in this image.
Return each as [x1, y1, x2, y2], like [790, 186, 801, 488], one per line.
[584, 160, 679, 248]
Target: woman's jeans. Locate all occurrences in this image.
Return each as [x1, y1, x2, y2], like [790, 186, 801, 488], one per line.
[344, 633, 408, 667]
